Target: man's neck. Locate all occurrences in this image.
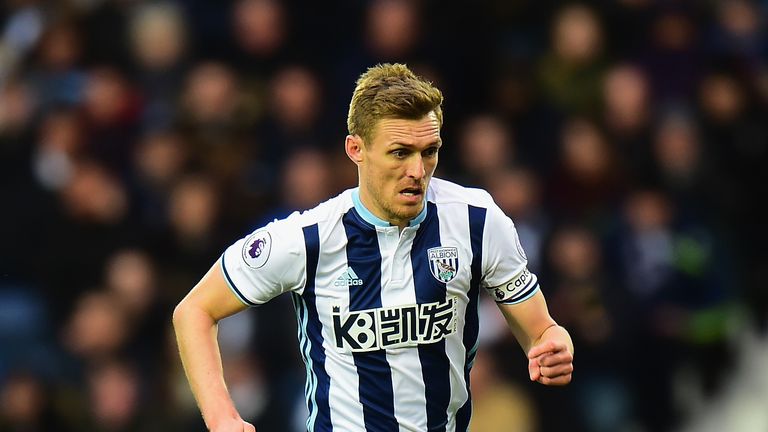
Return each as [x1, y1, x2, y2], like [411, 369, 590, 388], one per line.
[351, 188, 426, 229]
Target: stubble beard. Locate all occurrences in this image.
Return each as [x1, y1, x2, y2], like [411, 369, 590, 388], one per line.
[366, 178, 422, 225]
[384, 200, 422, 225]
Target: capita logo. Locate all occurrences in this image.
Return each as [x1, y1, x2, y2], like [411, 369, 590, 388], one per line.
[331, 296, 458, 352]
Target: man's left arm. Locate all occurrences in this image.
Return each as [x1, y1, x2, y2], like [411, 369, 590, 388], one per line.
[497, 290, 574, 386]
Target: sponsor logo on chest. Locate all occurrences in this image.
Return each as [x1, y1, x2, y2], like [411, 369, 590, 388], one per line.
[332, 296, 458, 352]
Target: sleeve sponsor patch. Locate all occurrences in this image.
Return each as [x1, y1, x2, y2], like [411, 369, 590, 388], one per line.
[241, 230, 272, 269]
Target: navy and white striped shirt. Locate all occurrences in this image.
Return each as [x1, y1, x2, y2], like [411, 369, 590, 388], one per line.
[221, 177, 540, 431]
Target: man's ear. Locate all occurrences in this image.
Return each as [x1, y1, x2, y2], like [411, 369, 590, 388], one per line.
[345, 135, 364, 165]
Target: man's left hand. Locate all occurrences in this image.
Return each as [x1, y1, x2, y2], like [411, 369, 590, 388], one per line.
[527, 340, 573, 386]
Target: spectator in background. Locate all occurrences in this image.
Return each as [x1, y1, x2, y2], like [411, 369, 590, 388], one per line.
[59, 160, 131, 228]
[651, 110, 709, 215]
[278, 148, 334, 213]
[544, 226, 629, 432]
[82, 360, 161, 432]
[228, 0, 296, 133]
[230, 0, 291, 78]
[25, 20, 86, 111]
[81, 67, 142, 178]
[331, 0, 428, 119]
[455, 114, 516, 188]
[469, 348, 538, 432]
[609, 190, 680, 431]
[0, 289, 54, 380]
[707, 0, 767, 73]
[104, 249, 169, 379]
[40, 160, 137, 324]
[538, 4, 607, 117]
[697, 68, 767, 215]
[130, 130, 190, 230]
[152, 174, 228, 304]
[63, 291, 130, 365]
[0, 0, 45, 87]
[602, 63, 656, 185]
[0, 372, 64, 432]
[128, 2, 189, 132]
[607, 188, 735, 430]
[638, 6, 703, 105]
[487, 64, 541, 165]
[105, 250, 158, 317]
[365, 0, 421, 62]
[248, 65, 329, 201]
[0, 78, 36, 140]
[178, 62, 254, 189]
[32, 107, 84, 192]
[696, 68, 768, 328]
[546, 117, 624, 225]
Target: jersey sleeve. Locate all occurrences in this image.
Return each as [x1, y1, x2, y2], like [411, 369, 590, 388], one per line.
[220, 216, 306, 306]
[481, 201, 540, 305]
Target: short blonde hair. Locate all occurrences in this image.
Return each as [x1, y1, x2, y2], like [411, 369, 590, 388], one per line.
[347, 63, 443, 145]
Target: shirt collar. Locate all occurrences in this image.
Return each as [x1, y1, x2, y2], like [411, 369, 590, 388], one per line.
[351, 188, 427, 228]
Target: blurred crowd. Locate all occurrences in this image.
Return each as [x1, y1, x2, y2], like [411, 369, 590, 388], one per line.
[1, 0, 767, 431]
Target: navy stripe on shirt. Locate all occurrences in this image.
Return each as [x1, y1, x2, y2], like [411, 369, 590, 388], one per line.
[455, 205, 486, 431]
[301, 224, 333, 431]
[411, 202, 451, 432]
[343, 210, 398, 432]
[291, 292, 315, 423]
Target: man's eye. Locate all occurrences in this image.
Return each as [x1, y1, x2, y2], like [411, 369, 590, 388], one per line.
[424, 147, 439, 157]
[392, 150, 407, 158]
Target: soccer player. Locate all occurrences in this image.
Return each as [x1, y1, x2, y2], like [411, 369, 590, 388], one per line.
[173, 63, 574, 432]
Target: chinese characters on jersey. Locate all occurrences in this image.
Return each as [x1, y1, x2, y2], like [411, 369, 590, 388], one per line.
[332, 296, 458, 352]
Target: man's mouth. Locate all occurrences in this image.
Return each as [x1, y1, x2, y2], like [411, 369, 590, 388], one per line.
[399, 186, 423, 198]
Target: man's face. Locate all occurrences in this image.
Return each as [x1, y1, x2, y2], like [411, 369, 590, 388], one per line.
[352, 111, 442, 227]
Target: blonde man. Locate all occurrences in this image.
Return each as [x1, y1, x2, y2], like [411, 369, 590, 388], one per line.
[174, 64, 573, 432]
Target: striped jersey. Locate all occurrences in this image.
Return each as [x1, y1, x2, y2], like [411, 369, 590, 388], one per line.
[221, 177, 540, 432]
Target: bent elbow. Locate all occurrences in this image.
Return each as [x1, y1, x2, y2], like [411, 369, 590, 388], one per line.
[172, 300, 189, 329]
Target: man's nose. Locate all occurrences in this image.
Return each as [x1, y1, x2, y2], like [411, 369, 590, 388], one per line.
[406, 155, 426, 179]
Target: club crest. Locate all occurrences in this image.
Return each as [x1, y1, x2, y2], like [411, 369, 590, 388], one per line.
[427, 246, 459, 283]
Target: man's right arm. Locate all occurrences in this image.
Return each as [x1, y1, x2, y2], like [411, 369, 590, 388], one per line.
[172, 261, 255, 431]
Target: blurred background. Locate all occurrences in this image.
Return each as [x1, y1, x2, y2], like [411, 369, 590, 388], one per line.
[1, 0, 767, 431]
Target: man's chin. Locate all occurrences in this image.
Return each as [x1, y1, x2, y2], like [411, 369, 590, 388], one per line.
[394, 204, 423, 221]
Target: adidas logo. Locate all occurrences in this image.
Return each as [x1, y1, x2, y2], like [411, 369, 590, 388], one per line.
[334, 267, 363, 286]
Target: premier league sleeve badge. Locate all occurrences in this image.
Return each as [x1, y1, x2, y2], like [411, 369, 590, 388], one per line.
[242, 230, 272, 269]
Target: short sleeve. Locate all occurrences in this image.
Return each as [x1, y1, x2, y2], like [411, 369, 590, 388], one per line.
[481, 202, 540, 305]
[220, 218, 306, 306]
